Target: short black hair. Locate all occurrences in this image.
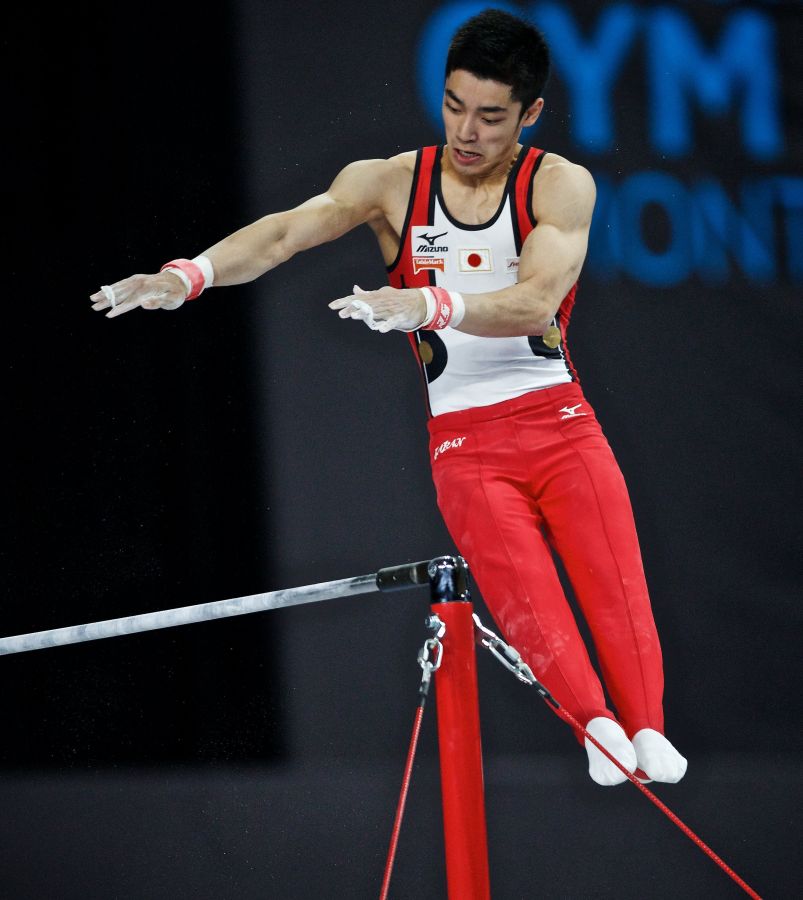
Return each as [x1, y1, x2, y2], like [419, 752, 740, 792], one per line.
[445, 8, 551, 115]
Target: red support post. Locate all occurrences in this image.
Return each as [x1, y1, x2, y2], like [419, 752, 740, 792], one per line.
[429, 557, 491, 900]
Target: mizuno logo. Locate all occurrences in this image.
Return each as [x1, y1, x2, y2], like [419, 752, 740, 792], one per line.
[559, 404, 587, 420]
[420, 231, 447, 245]
[417, 230, 448, 253]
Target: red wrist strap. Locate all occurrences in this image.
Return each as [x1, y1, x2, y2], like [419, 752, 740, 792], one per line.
[160, 258, 206, 301]
[423, 286, 455, 330]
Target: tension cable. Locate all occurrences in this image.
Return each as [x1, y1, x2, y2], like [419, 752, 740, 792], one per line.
[379, 615, 445, 900]
[472, 613, 763, 900]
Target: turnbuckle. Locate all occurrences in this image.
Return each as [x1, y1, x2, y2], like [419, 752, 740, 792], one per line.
[472, 613, 557, 704]
[417, 614, 445, 696]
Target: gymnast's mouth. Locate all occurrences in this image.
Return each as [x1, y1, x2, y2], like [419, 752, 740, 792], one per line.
[454, 148, 482, 162]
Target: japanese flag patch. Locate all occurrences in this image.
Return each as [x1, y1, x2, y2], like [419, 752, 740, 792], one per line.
[458, 248, 493, 273]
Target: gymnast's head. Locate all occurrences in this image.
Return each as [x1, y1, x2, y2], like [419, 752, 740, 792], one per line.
[442, 9, 550, 173]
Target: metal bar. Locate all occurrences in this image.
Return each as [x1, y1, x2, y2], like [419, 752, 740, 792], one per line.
[0, 560, 433, 657]
[429, 557, 491, 900]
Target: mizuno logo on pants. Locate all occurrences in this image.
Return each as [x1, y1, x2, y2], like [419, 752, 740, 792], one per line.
[560, 404, 587, 420]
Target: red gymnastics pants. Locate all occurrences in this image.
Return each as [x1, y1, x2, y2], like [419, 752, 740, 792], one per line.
[427, 381, 665, 740]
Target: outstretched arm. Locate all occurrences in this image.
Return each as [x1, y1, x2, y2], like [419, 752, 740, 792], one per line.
[329, 159, 595, 336]
[90, 159, 391, 318]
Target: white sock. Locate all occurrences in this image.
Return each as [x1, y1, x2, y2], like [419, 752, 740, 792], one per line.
[632, 729, 688, 783]
[584, 717, 637, 786]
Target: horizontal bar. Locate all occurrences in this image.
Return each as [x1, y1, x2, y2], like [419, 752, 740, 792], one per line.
[0, 560, 433, 657]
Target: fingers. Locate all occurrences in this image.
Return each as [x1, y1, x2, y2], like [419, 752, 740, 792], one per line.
[328, 294, 359, 312]
[99, 285, 116, 307]
[106, 285, 161, 318]
[376, 314, 405, 333]
[328, 285, 370, 314]
[90, 279, 129, 311]
[329, 292, 373, 323]
[346, 299, 381, 329]
[89, 273, 186, 317]
[328, 285, 423, 332]
[107, 296, 146, 318]
[328, 288, 386, 330]
[90, 277, 142, 317]
[349, 299, 376, 325]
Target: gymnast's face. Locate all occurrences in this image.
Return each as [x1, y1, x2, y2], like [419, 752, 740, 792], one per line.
[442, 69, 543, 179]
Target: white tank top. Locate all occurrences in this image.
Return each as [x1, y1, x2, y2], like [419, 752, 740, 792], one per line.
[387, 145, 578, 417]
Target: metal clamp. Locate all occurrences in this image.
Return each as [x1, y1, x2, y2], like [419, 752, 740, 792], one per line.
[418, 615, 446, 702]
[428, 556, 471, 604]
[472, 613, 557, 705]
[417, 615, 445, 695]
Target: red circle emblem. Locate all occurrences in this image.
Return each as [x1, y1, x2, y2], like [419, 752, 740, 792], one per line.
[467, 252, 482, 268]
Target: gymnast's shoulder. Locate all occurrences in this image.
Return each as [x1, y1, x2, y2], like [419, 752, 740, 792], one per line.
[333, 151, 417, 183]
[326, 152, 418, 210]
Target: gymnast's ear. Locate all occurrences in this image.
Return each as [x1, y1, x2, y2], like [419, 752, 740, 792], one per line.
[520, 97, 544, 129]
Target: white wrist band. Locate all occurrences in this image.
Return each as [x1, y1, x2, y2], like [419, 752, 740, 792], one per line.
[449, 291, 466, 328]
[192, 254, 215, 288]
[418, 287, 437, 329]
[419, 287, 466, 330]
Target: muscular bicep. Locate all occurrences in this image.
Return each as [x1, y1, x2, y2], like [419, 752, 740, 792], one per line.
[200, 158, 397, 286]
[279, 159, 389, 256]
[517, 221, 589, 307]
[517, 163, 596, 314]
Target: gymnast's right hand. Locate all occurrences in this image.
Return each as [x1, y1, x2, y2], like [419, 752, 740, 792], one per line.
[90, 271, 187, 318]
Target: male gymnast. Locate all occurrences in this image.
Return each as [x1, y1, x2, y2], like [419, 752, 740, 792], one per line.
[90, 8, 687, 786]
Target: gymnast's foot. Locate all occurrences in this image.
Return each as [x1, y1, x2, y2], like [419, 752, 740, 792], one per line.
[584, 717, 637, 786]
[632, 729, 688, 783]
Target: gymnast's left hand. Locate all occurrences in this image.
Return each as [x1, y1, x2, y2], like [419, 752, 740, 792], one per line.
[328, 285, 427, 333]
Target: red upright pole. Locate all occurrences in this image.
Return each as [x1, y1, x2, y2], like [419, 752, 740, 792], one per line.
[429, 557, 491, 900]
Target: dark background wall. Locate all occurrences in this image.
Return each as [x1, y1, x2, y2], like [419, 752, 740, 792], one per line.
[3, 0, 801, 896]
[5, 1, 284, 766]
